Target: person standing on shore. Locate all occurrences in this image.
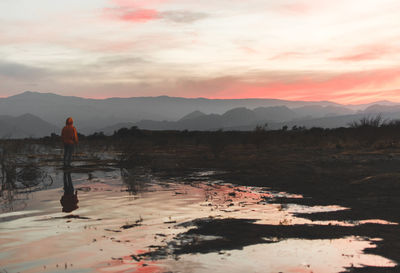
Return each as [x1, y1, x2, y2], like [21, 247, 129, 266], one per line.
[61, 117, 78, 167]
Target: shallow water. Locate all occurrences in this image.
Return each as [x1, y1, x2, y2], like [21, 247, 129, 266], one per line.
[0, 159, 397, 273]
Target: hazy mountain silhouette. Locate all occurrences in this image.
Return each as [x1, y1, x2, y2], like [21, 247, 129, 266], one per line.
[0, 91, 348, 133]
[362, 104, 400, 114]
[217, 114, 400, 131]
[1, 91, 400, 136]
[222, 108, 256, 127]
[346, 100, 400, 111]
[101, 108, 259, 132]
[99, 122, 138, 135]
[253, 106, 296, 122]
[116, 107, 400, 132]
[94, 98, 371, 132]
[179, 110, 206, 121]
[292, 105, 355, 118]
[0, 113, 58, 138]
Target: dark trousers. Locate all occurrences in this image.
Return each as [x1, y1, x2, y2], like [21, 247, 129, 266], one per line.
[63, 144, 74, 166]
[63, 171, 74, 194]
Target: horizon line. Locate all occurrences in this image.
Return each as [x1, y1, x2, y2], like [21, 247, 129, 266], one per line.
[1, 90, 400, 106]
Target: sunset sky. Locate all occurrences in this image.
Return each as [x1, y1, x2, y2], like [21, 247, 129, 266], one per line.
[0, 0, 399, 103]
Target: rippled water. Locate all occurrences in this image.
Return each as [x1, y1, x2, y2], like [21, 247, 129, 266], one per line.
[0, 160, 397, 273]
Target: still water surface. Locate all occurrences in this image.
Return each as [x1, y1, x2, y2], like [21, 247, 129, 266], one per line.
[0, 162, 397, 273]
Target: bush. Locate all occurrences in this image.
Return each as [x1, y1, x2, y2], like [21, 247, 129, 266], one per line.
[348, 114, 385, 128]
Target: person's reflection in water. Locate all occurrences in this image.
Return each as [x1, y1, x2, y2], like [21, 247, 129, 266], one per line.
[60, 171, 79, 213]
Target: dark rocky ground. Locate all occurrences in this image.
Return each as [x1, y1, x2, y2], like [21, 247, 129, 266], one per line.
[127, 144, 400, 272]
[3, 128, 400, 272]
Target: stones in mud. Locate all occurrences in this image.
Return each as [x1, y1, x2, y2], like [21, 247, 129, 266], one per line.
[121, 218, 143, 229]
[131, 254, 141, 261]
[104, 228, 122, 233]
[120, 223, 141, 229]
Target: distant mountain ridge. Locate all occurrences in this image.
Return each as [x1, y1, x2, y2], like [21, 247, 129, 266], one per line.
[362, 104, 400, 114]
[179, 110, 206, 121]
[0, 113, 58, 138]
[0, 91, 347, 133]
[1, 91, 400, 137]
[100, 106, 400, 133]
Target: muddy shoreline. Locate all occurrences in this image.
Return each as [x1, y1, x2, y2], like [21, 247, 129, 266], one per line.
[2, 136, 400, 272]
[131, 145, 400, 272]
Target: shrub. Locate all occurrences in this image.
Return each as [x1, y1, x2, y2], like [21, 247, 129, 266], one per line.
[348, 114, 385, 128]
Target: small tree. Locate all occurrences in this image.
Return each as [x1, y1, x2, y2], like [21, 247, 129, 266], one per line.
[348, 114, 385, 128]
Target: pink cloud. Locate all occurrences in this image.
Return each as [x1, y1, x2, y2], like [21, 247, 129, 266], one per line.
[331, 44, 395, 62]
[280, 2, 311, 14]
[88, 68, 397, 104]
[104, 7, 159, 22]
[240, 46, 258, 54]
[103, 0, 166, 23]
[196, 67, 400, 103]
[7, 67, 399, 104]
[120, 8, 158, 22]
[269, 51, 304, 60]
[332, 52, 385, 62]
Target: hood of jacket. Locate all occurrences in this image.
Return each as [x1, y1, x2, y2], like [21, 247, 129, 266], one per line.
[66, 117, 73, 126]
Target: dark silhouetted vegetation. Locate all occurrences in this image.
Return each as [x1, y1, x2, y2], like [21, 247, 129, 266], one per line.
[348, 114, 385, 128]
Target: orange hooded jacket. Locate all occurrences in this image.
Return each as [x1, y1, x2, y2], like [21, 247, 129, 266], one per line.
[61, 117, 78, 144]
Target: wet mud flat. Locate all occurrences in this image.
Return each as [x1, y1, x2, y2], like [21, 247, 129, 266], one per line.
[218, 149, 400, 272]
[0, 145, 400, 272]
[119, 144, 400, 272]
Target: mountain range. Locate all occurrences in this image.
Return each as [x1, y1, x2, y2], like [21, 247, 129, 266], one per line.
[1, 91, 400, 138]
[0, 113, 58, 138]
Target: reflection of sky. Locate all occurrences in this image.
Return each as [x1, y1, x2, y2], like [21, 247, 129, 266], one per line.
[1, 0, 400, 103]
[161, 238, 395, 273]
[0, 175, 396, 272]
